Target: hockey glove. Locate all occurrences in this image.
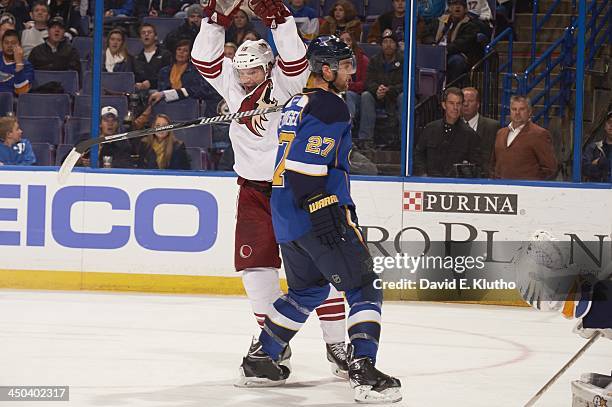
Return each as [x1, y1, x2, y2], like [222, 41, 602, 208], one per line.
[247, 0, 291, 28]
[304, 193, 346, 248]
[201, 0, 243, 28]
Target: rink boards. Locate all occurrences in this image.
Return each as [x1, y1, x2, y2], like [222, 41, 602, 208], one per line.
[0, 168, 610, 302]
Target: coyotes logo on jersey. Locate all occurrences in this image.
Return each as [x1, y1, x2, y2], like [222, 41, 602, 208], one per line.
[237, 78, 278, 137]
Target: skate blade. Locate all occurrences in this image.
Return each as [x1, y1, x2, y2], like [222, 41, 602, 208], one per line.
[235, 367, 287, 388]
[331, 363, 349, 380]
[354, 385, 402, 404]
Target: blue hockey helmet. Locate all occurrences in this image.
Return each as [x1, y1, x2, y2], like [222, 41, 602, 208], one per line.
[306, 35, 356, 75]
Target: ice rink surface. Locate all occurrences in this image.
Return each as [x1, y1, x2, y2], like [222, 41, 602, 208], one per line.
[1, 290, 610, 407]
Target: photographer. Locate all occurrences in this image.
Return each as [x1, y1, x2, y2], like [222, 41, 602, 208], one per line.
[414, 87, 481, 177]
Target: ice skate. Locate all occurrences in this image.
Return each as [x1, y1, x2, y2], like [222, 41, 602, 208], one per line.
[235, 338, 290, 388]
[348, 347, 402, 403]
[279, 343, 292, 371]
[326, 342, 349, 379]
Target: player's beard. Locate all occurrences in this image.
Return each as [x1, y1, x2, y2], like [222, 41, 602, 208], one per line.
[333, 75, 350, 93]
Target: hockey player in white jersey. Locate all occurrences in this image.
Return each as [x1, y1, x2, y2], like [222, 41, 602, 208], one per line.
[191, 0, 348, 378]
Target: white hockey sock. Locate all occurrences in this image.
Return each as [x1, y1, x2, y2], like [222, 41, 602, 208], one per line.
[242, 267, 283, 333]
[315, 284, 346, 344]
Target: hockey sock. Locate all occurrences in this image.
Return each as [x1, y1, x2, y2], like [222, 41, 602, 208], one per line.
[345, 287, 383, 363]
[242, 267, 283, 330]
[315, 285, 346, 344]
[260, 285, 331, 360]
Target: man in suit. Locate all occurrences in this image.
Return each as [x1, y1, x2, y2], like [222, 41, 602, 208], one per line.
[462, 87, 500, 177]
[490, 95, 557, 180]
[414, 86, 482, 177]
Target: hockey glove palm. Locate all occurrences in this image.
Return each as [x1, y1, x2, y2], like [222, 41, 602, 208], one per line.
[304, 193, 346, 248]
[201, 0, 243, 28]
[248, 0, 290, 28]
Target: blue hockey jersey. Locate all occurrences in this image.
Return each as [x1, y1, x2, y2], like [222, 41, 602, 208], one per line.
[271, 88, 353, 243]
[0, 138, 36, 165]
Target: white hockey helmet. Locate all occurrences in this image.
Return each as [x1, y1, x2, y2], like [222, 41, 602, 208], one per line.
[232, 39, 274, 74]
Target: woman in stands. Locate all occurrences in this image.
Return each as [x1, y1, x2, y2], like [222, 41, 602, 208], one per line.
[319, 0, 361, 42]
[102, 27, 134, 73]
[225, 9, 254, 45]
[148, 39, 221, 117]
[136, 113, 190, 170]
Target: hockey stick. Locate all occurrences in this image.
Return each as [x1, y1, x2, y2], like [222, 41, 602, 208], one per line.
[57, 105, 284, 184]
[524, 330, 602, 406]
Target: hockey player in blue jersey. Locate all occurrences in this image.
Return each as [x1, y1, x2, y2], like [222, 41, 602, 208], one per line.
[236, 35, 402, 404]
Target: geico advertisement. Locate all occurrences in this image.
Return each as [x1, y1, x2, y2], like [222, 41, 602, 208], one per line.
[0, 171, 238, 276]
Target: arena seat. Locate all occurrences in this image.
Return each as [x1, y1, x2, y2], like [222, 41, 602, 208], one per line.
[82, 71, 135, 94]
[152, 99, 200, 122]
[55, 144, 73, 165]
[73, 95, 129, 120]
[0, 92, 13, 116]
[19, 116, 63, 145]
[31, 142, 55, 166]
[33, 70, 79, 95]
[186, 146, 203, 170]
[17, 93, 71, 119]
[64, 117, 91, 145]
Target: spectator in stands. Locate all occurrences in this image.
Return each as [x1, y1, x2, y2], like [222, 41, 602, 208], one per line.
[20, 1, 48, 58]
[135, 0, 191, 17]
[417, 0, 445, 23]
[288, 0, 319, 41]
[134, 23, 172, 92]
[339, 31, 368, 126]
[225, 9, 254, 45]
[358, 29, 403, 148]
[0, 1, 28, 33]
[0, 29, 33, 94]
[490, 95, 557, 180]
[136, 113, 190, 169]
[461, 86, 499, 177]
[414, 87, 481, 177]
[240, 29, 261, 43]
[103, 27, 134, 72]
[28, 16, 81, 75]
[424, 0, 483, 83]
[48, 0, 80, 39]
[319, 0, 361, 43]
[148, 39, 221, 116]
[104, 0, 135, 17]
[98, 106, 134, 168]
[368, 0, 405, 46]
[465, 0, 493, 40]
[0, 13, 15, 39]
[582, 111, 612, 183]
[224, 41, 237, 59]
[163, 3, 201, 53]
[0, 116, 35, 165]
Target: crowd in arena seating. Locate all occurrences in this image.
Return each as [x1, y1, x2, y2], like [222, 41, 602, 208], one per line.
[0, 0, 606, 183]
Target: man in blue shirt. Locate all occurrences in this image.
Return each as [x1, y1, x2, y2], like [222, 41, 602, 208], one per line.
[0, 29, 34, 95]
[238, 35, 402, 404]
[0, 116, 36, 165]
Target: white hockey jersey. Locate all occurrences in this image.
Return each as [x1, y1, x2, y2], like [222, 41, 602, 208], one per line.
[191, 16, 309, 181]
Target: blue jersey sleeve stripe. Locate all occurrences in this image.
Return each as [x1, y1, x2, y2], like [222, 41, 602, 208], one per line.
[285, 159, 328, 176]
